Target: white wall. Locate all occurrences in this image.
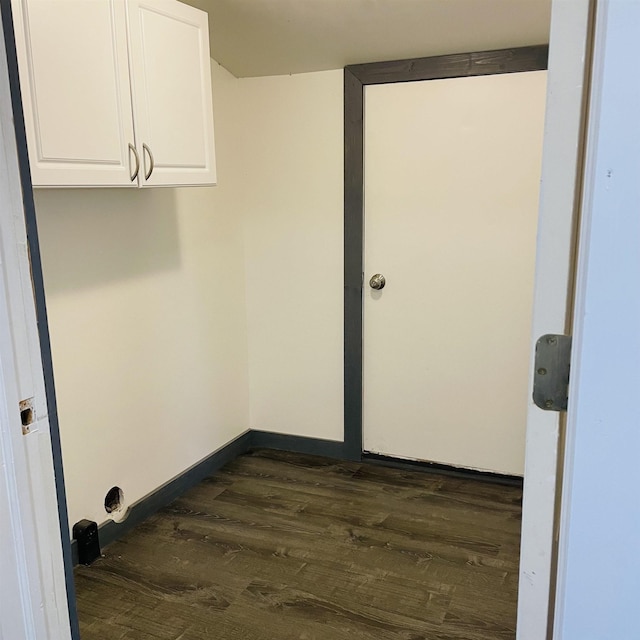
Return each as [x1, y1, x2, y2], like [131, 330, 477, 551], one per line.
[238, 70, 344, 441]
[35, 61, 250, 531]
[37, 64, 345, 532]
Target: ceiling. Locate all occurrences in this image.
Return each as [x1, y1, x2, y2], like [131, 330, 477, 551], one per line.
[183, 0, 552, 78]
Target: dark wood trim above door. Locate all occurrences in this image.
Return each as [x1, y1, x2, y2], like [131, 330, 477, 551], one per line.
[343, 45, 549, 461]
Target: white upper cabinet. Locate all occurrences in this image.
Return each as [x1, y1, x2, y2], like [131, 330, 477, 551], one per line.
[12, 0, 136, 187]
[127, 0, 216, 187]
[11, 0, 217, 188]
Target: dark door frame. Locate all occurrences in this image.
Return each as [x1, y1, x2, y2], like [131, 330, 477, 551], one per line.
[343, 45, 549, 461]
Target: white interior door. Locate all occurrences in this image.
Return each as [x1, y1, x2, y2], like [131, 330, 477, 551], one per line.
[363, 71, 547, 475]
[0, 9, 72, 636]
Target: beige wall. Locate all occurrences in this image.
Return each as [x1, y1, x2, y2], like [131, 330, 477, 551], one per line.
[36, 64, 345, 533]
[238, 71, 344, 441]
[35, 62, 249, 531]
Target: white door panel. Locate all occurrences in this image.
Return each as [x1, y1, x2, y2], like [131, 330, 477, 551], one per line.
[363, 72, 547, 475]
[12, 0, 136, 187]
[0, 9, 72, 635]
[127, 0, 217, 186]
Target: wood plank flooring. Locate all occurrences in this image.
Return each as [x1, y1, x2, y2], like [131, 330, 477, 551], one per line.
[74, 449, 522, 640]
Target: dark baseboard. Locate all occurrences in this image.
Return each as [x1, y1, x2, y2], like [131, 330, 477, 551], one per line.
[72, 430, 253, 565]
[71, 430, 522, 565]
[72, 430, 344, 564]
[362, 452, 524, 487]
[250, 430, 346, 459]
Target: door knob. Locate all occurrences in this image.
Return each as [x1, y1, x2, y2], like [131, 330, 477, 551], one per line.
[369, 274, 386, 290]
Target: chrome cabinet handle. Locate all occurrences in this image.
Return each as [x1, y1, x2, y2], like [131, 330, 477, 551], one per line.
[128, 143, 140, 182]
[143, 143, 155, 180]
[369, 274, 386, 290]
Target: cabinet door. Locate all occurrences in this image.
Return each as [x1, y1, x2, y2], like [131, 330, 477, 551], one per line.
[11, 0, 138, 187]
[127, 0, 217, 187]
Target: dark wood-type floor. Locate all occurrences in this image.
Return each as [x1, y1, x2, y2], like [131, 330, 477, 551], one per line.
[74, 449, 522, 640]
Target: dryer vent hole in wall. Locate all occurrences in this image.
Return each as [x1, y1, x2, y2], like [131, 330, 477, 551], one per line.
[104, 486, 129, 523]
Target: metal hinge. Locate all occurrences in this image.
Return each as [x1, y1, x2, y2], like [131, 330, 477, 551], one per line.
[533, 334, 572, 411]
